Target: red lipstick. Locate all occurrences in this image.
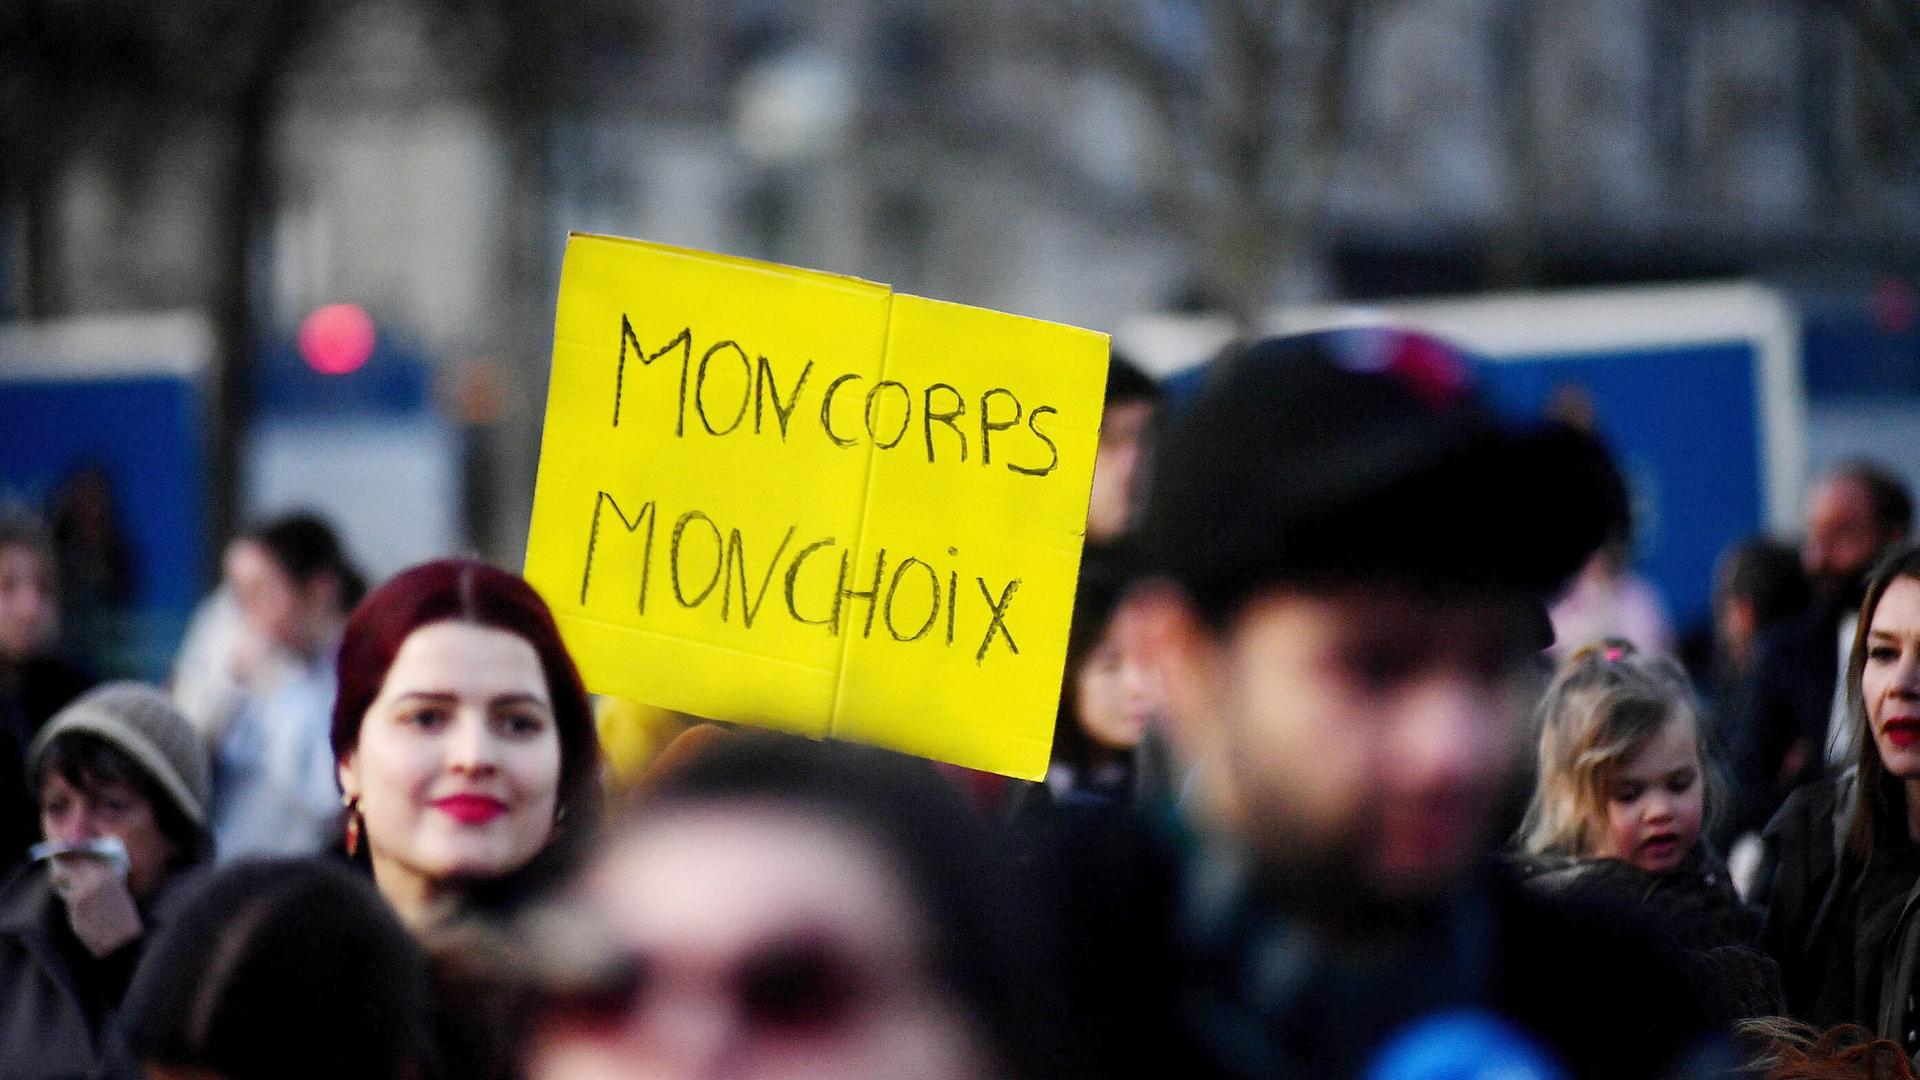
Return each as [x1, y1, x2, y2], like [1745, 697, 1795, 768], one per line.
[1885, 719, 1920, 749]
[434, 794, 508, 825]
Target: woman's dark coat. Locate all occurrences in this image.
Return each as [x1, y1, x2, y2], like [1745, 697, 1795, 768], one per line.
[1755, 770, 1920, 1044]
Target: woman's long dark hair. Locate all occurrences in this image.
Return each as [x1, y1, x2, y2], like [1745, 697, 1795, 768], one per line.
[1844, 545, 1920, 869]
[332, 558, 602, 917]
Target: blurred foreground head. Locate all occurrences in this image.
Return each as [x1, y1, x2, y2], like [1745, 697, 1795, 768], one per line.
[520, 733, 1059, 1080]
[1130, 329, 1614, 909]
[125, 857, 439, 1080]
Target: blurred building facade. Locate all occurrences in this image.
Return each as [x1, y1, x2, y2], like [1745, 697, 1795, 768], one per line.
[4, 0, 1917, 563]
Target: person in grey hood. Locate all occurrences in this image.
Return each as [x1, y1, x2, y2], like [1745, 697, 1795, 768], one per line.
[0, 682, 211, 1080]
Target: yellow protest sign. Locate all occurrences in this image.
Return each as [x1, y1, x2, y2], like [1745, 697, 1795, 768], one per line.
[524, 234, 1107, 780]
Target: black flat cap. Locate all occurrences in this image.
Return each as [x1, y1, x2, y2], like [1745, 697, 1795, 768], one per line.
[1137, 329, 1619, 619]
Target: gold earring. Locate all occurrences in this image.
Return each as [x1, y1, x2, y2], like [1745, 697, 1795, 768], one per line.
[342, 794, 363, 857]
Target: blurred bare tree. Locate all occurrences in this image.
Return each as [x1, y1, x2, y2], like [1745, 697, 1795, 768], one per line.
[0, 5, 159, 317]
[414, 0, 657, 558]
[1022, 0, 1370, 327]
[1837, 0, 1920, 167]
[1, 0, 655, 564]
[8, 0, 1915, 573]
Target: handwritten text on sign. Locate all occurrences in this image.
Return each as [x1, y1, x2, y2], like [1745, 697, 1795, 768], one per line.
[524, 235, 1106, 779]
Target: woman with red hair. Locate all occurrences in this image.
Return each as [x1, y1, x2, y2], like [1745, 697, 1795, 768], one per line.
[332, 558, 602, 931]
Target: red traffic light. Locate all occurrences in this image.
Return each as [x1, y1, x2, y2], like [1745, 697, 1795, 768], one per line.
[298, 303, 376, 375]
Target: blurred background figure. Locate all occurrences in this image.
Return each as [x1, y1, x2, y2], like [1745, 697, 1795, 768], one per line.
[1, 512, 94, 734]
[1546, 442, 1676, 660]
[122, 857, 441, 1080]
[47, 465, 137, 678]
[0, 683, 211, 1080]
[518, 733, 1070, 1080]
[1732, 462, 1912, 836]
[0, 511, 96, 871]
[332, 558, 601, 931]
[168, 586, 244, 743]
[1691, 538, 1811, 862]
[1549, 541, 1676, 660]
[1003, 552, 1165, 866]
[1083, 353, 1160, 549]
[187, 512, 364, 860]
[1041, 554, 1159, 808]
[1803, 465, 1913, 607]
[1693, 538, 1811, 719]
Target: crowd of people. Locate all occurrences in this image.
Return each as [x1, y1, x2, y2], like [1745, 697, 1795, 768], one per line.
[1, 326, 1918, 1079]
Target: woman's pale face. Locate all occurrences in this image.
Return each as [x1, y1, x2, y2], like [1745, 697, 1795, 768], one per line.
[339, 621, 563, 910]
[525, 807, 993, 1080]
[1865, 576, 1920, 780]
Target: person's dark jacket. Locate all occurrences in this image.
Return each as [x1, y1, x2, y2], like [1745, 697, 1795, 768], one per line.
[0, 862, 184, 1080]
[1731, 606, 1846, 835]
[1512, 850, 1783, 1023]
[1046, 805, 1722, 1079]
[1754, 770, 1920, 1043]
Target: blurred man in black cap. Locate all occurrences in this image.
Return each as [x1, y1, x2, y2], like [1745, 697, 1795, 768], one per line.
[1054, 330, 1718, 1079]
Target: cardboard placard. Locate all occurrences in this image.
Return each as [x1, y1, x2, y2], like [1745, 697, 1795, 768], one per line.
[525, 234, 1107, 779]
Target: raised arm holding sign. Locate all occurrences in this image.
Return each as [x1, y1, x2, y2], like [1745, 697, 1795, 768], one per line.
[524, 235, 1107, 779]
